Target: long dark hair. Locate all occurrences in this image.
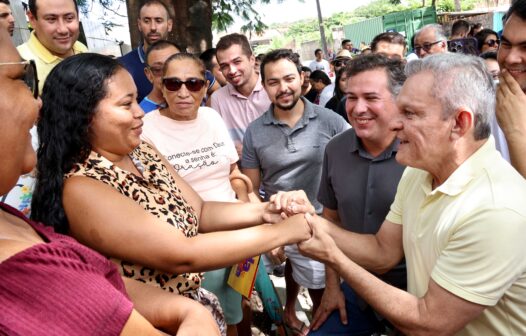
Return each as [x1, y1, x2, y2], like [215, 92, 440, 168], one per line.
[31, 53, 123, 233]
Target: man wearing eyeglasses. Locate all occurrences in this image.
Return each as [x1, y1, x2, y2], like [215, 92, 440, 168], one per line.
[0, 0, 15, 36]
[496, 0, 526, 178]
[17, 0, 87, 94]
[413, 24, 448, 58]
[140, 40, 180, 113]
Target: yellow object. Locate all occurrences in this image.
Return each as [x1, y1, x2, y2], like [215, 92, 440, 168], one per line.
[227, 255, 260, 298]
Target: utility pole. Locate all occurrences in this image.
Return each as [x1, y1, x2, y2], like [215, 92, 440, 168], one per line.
[315, 0, 328, 58]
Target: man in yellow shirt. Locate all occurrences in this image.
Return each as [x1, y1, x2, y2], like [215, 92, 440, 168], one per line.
[295, 52, 526, 335]
[17, 0, 87, 93]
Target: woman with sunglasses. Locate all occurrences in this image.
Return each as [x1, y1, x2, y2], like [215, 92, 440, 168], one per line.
[475, 28, 500, 53]
[31, 53, 312, 335]
[0, 28, 221, 336]
[142, 52, 259, 336]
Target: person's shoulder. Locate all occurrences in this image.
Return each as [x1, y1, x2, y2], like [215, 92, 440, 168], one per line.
[326, 127, 354, 148]
[17, 42, 33, 59]
[198, 106, 223, 121]
[73, 41, 88, 53]
[118, 49, 139, 67]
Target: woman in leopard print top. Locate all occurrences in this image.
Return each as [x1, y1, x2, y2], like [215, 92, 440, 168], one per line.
[32, 54, 312, 334]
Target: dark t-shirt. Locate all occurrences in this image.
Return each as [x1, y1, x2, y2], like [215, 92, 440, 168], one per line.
[318, 128, 406, 287]
[0, 203, 133, 335]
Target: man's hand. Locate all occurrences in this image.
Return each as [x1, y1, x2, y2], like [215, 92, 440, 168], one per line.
[268, 190, 315, 218]
[298, 213, 338, 263]
[496, 69, 526, 139]
[310, 283, 348, 331]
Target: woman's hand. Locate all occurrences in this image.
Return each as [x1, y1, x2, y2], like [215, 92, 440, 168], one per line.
[267, 190, 315, 220]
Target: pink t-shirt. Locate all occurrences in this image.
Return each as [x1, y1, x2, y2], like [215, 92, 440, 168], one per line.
[210, 80, 271, 148]
[142, 107, 239, 202]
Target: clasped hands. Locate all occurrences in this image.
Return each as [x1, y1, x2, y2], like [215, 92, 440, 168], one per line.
[264, 190, 339, 264]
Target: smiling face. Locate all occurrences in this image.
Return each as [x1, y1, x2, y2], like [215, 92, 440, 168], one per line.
[262, 58, 303, 111]
[28, 0, 79, 57]
[394, 71, 454, 171]
[137, 2, 172, 48]
[0, 30, 40, 194]
[162, 58, 206, 121]
[345, 68, 398, 155]
[498, 13, 526, 91]
[89, 69, 144, 158]
[216, 43, 255, 90]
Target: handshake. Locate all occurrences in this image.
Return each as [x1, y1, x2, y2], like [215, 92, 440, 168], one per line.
[263, 190, 339, 266]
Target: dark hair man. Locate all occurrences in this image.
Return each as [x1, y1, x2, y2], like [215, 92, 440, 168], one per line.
[140, 40, 180, 113]
[371, 31, 407, 60]
[211, 33, 271, 156]
[496, 0, 526, 177]
[310, 54, 407, 335]
[242, 49, 349, 335]
[120, 0, 173, 102]
[450, 19, 471, 39]
[341, 39, 353, 51]
[17, 0, 87, 93]
[309, 48, 330, 74]
[200, 48, 227, 86]
[0, 0, 14, 36]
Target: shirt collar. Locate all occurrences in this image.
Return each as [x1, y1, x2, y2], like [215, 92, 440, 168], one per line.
[426, 136, 496, 197]
[348, 129, 399, 161]
[27, 31, 85, 64]
[137, 43, 146, 64]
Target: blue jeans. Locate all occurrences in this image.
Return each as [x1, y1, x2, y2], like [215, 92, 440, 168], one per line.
[308, 282, 384, 336]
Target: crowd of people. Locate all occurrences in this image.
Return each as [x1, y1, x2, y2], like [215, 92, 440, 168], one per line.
[1, 0, 526, 335]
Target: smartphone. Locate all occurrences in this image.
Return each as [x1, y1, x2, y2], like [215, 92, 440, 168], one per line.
[447, 38, 479, 56]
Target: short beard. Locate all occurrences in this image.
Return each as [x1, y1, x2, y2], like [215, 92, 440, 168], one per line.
[275, 94, 300, 111]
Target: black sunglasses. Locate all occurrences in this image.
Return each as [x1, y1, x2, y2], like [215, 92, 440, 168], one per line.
[414, 40, 442, 54]
[484, 39, 500, 47]
[163, 77, 206, 92]
[333, 59, 350, 67]
[0, 59, 39, 98]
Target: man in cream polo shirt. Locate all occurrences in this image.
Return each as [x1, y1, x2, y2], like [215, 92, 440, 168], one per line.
[297, 52, 526, 335]
[17, 0, 87, 93]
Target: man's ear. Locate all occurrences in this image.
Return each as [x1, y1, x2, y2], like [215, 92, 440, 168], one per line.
[28, 10, 37, 28]
[167, 18, 173, 33]
[144, 67, 154, 84]
[451, 108, 474, 140]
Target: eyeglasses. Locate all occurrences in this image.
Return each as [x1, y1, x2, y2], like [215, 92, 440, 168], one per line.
[0, 60, 39, 98]
[163, 77, 206, 92]
[333, 59, 350, 67]
[148, 65, 163, 77]
[414, 40, 442, 54]
[483, 39, 500, 47]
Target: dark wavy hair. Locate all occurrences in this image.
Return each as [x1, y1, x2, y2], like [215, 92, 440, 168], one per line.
[474, 28, 499, 53]
[31, 53, 123, 233]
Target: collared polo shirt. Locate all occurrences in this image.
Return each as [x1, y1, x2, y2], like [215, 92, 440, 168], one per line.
[242, 97, 349, 213]
[318, 128, 405, 234]
[387, 137, 526, 335]
[318, 128, 406, 287]
[17, 31, 88, 94]
[210, 79, 271, 148]
[119, 46, 150, 102]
